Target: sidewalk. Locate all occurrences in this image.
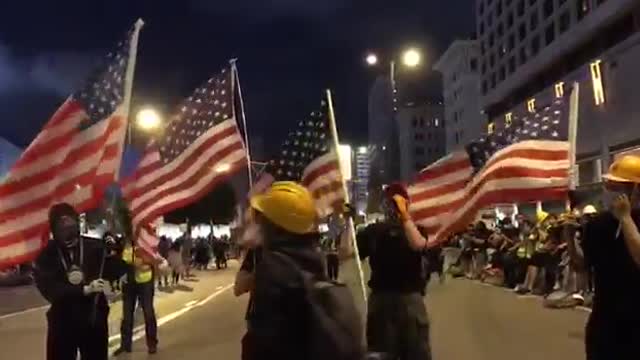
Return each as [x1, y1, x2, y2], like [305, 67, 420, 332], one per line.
[0, 262, 238, 359]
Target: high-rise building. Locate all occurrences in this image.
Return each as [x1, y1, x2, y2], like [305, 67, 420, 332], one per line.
[476, 0, 640, 190]
[396, 101, 446, 181]
[353, 146, 371, 213]
[434, 40, 486, 153]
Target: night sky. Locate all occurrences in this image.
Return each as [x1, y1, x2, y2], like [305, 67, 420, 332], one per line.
[0, 0, 474, 160]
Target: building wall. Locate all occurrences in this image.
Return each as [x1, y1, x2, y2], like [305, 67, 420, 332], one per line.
[397, 102, 446, 181]
[477, 0, 638, 111]
[434, 40, 486, 153]
[353, 146, 371, 213]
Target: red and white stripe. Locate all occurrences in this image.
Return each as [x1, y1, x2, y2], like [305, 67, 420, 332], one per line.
[409, 151, 474, 237]
[127, 118, 246, 230]
[0, 100, 127, 269]
[410, 140, 570, 243]
[301, 151, 346, 217]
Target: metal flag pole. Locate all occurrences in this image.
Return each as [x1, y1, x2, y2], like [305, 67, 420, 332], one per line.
[325, 89, 368, 308]
[566, 82, 580, 212]
[117, 18, 145, 180]
[230, 59, 253, 190]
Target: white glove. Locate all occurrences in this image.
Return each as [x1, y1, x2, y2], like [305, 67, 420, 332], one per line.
[83, 279, 106, 295]
[102, 281, 114, 297]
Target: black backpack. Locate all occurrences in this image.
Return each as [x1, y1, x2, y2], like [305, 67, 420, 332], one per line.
[274, 253, 365, 360]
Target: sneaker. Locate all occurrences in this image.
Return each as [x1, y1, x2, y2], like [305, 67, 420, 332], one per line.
[515, 286, 531, 295]
[148, 346, 157, 355]
[113, 348, 131, 356]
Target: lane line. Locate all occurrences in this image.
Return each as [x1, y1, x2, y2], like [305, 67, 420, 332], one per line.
[108, 283, 233, 356]
[0, 305, 49, 320]
[184, 300, 199, 307]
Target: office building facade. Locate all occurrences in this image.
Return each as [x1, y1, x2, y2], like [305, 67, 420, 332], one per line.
[434, 40, 486, 153]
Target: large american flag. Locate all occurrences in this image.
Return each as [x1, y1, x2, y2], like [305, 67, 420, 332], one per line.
[124, 66, 247, 256]
[0, 26, 140, 269]
[253, 100, 345, 217]
[410, 93, 572, 241]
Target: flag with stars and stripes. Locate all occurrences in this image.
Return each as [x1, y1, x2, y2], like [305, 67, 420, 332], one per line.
[410, 89, 574, 242]
[123, 66, 247, 256]
[253, 100, 346, 218]
[0, 23, 142, 269]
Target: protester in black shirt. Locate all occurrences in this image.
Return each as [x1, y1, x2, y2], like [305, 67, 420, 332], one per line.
[35, 203, 126, 360]
[357, 182, 434, 360]
[566, 155, 640, 360]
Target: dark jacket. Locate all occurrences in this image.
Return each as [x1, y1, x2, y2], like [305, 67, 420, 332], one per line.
[248, 233, 326, 360]
[34, 237, 127, 322]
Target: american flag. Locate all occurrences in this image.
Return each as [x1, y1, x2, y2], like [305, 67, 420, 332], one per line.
[0, 25, 140, 269]
[410, 93, 572, 241]
[124, 66, 247, 257]
[254, 100, 345, 217]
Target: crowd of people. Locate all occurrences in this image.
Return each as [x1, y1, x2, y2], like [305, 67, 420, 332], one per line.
[444, 207, 596, 308]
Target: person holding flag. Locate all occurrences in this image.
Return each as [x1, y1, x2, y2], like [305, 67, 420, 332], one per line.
[565, 155, 640, 360]
[34, 203, 127, 360]
[356, 182, 435, 360]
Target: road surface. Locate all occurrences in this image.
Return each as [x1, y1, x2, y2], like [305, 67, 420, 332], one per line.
[0, 260, 589, 359]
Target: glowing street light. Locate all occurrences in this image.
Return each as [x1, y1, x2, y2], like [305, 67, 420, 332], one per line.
[136, 108, 162, 131]
[365, 53, 378, 66]
[402, 48, 421, 68]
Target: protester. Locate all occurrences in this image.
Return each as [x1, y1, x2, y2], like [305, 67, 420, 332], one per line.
[324, 227, 341, 281]
[114, 235, 159, 356]
[356, 182, 433, 360]
[168, 240, 184, 286]
[34, 203, 127, 360]
[238, 181, 363, 360]
[566, 155, 640, 360]
[213, 237, 229, 270]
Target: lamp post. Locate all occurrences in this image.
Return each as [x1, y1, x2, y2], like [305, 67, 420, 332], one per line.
[365, 47, 422, 111]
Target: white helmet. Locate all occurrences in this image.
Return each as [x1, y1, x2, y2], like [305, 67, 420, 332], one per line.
[582, 205, 597, 215]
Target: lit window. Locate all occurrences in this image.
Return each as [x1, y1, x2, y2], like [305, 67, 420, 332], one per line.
[434, 118, 440, 127]
[590, 60, 605, 105]
[527, 98, 536, 113]
[505, 112, 513, 127]
[487, 122, 496, 134]
[555, 82, 565, 98]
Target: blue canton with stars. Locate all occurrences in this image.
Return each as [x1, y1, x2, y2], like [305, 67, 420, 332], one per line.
[466, 94, 570, 172]
[73, 28, 132, 129]
[267, 101, 332, 181]
[158, 67, 233, 164]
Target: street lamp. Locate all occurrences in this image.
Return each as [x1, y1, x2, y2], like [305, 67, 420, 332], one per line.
[402, 48, 421, 68]
[136, 108, 162, 131]
[365, 53, 378, 66]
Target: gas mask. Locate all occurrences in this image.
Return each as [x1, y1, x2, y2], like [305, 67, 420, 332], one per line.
[54, 215, 80, 249]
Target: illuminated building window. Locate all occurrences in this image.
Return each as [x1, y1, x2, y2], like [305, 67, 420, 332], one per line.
[590, 60, 605, 106]
[555, 82, 565, 98]
[487, 122, 496, 134]
[527, 98, 536, 113]
[505, 112, 513, 127]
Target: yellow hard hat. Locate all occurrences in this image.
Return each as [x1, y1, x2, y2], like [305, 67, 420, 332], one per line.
[536, 210, 549, 224]
[250, 181, 317, 234]
[603, 155, 640, 183]
[582, 205, 597, 215]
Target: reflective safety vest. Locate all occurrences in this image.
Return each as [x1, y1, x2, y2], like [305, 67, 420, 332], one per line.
[122, 246, 153, 284]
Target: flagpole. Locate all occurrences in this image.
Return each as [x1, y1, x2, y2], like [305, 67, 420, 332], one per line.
[117, 18, 144, 181]
[230, 59, 253, 190]
[325, 89, 368, 308]
[566, 82, 580, 212]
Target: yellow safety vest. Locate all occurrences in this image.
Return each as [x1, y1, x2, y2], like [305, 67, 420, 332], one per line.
[122, 246, 153, 284]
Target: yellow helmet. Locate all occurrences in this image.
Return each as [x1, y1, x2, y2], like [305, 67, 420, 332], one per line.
[603, 155, 640, 183]
[536, 210, 549, 224]
[250, 181, 317, 234]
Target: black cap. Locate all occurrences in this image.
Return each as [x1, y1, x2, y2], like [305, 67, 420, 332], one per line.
[48, 203, 79, 229]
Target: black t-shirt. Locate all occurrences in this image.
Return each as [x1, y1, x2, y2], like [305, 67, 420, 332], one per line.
[583, 210, 640, 320]
[357, 222, 426, 294]
[240, 248, 263, 321]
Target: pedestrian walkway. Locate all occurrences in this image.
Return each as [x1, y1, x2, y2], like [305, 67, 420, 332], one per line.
[0, 262, 238, 359]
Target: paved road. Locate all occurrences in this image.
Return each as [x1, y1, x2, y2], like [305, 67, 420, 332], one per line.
[0, 259, 590, 359]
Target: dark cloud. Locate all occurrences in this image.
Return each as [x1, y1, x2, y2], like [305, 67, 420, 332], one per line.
[190, 0, 349, 23]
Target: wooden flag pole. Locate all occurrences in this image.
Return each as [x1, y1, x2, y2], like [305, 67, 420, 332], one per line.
[566, 82, 580, 212]
[119, 18, 145, 179]
[230, 59, 253, 190]
[325, 89, 368, 308]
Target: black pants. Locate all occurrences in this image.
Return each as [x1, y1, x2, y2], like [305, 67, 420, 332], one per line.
[326, 253, 339, 281]
[367, 292, 432, 360]
[586, 312, 640, 360]
[120, 282, 158, 350]
[46, 309, 109, 360]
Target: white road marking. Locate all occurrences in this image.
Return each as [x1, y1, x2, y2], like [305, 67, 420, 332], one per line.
[184, 300, 199, 307]
[108, 283, 233, 356]
[0, 305, 49, 320]
[575, 306, 593, 313]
